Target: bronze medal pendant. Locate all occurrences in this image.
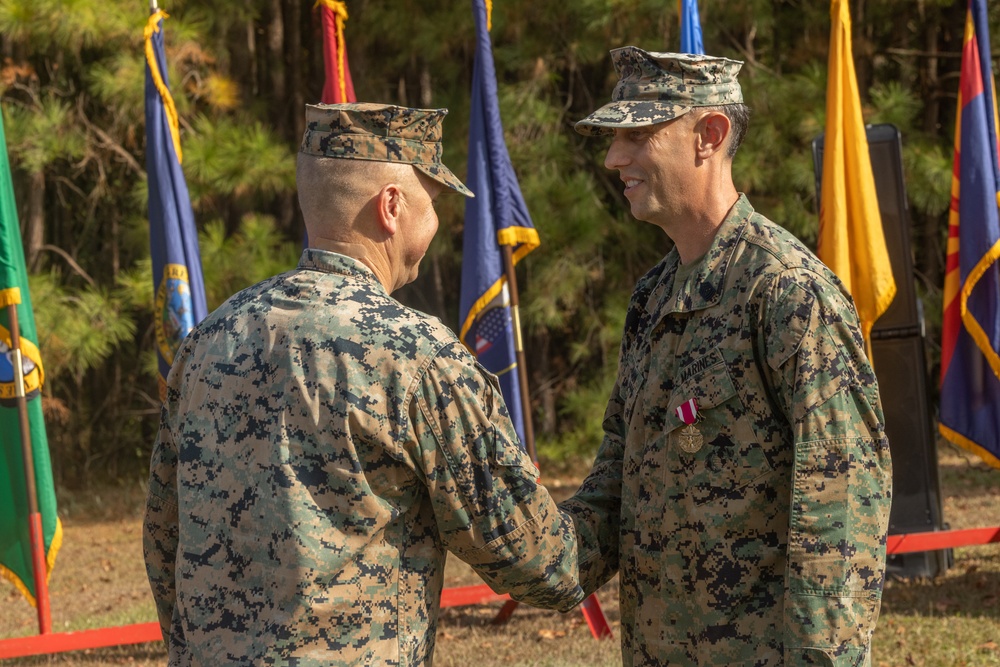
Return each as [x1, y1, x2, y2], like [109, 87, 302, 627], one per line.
[674, 397, 703, 453]
[676, 422, 704, 453]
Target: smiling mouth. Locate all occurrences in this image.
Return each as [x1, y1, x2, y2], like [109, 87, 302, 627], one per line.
[623, 179, 642, 194]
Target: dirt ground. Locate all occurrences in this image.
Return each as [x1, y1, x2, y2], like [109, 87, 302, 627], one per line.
[0, 444, 998, 666]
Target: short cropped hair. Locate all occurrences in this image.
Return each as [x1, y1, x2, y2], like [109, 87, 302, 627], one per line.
[703, 103, 751, 159]
[296, 153, 420, 231]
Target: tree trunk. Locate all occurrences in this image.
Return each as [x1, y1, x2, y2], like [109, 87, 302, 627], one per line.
[853, 0, 871, 99]
[247, 11, 258, 98]
[111, 211, 119, 277]
[537, 329, 557, 437]
[917, 2, 944, 291]
[397, 75, 407, 106]
[430, 252, 447, 322]
[420, 61, 432, 108]
[921, 5, 940, 135]
[268, 0, 287, 131]
[26, 171, 44, 270]
[287, 0, 305, 141]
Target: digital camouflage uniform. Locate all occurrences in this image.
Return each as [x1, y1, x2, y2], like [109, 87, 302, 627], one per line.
[564, 49, 893, 666]
[143, 103, 584, 667]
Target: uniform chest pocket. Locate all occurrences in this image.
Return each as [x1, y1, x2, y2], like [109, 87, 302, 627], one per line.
[664, 352, 772, 506]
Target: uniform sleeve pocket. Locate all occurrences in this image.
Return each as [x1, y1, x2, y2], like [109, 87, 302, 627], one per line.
[467, 359, 537, 475]
[491, 427, 539, 476]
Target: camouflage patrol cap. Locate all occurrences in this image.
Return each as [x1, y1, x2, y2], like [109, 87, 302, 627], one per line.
[576, 47, 744, 136]
[300, 102, 473, 197]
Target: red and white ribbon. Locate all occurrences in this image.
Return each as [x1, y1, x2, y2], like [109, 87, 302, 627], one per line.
[675, 398, 699, 425]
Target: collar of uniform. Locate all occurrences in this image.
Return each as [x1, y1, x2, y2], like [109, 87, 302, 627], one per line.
[652, 194, 754, 317]
[297, 247, 383, 288]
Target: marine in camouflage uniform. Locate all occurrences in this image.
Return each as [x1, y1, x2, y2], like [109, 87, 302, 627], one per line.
[560, 48, 892, 665]
[143, 103, 585, 666]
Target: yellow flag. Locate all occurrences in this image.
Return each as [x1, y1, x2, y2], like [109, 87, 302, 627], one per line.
[818, 0, 896, 347]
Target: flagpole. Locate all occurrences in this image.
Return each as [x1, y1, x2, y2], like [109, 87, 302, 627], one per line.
[149, 0, 157, 12]
[499, 246, 536, 464]
[6, 303, 51, 634]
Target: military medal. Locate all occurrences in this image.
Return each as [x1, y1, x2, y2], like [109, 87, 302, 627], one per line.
[674, 398, 703, 453]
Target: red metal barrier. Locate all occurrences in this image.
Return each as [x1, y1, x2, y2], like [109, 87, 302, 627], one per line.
[886, 526, 1000, 554]
[439, 585, 612, 639]
[440, 583, 510, 607]
[0, 622, 161, 660]
[3, 525, 997, 660]
[0, 587, 609, 659]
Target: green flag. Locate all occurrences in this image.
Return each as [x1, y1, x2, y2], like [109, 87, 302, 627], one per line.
[0, 106, 61, 607]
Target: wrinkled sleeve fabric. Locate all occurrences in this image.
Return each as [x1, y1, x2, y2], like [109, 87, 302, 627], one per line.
[408, 341, 586, 612]
[556, 293, 642, 597]
[143, 402, 182, 650]
[554, 378, 625, 597]
[762, 269, 893, 667]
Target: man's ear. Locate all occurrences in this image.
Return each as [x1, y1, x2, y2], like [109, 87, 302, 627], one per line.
[376, 183, 403, 236]
[695, 111, 731, 159]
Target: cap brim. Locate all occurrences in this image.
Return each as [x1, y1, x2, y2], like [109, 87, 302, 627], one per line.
[575, 101, 692, 136]
[415, 164, 475, 197]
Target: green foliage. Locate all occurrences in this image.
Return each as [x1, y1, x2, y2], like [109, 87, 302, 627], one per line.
[198, 214, 301, 310]
[3, 98, 86, 174]
[30, 272, 137, 385]
[0, 0, 985, 483]
[114, 257, 155, 314]
[87, 53, 148, 126]
[0, 0, 138, 54]
[537, 363, 617, 465]
[183, 115, 296, 209]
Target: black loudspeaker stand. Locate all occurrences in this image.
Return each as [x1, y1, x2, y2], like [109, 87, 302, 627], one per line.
[812, 124, 950, 578]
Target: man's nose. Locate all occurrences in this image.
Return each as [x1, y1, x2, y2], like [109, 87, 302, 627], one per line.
[604, 137, 629, 171]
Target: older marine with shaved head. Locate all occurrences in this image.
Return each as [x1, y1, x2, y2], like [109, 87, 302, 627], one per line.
[143, 103, 585, 667]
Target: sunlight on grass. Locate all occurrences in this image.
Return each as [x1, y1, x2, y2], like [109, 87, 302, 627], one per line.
[873, 614, 1000, 667]
[65, 599, 158, 633]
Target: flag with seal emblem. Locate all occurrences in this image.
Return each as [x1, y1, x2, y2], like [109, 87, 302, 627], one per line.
[0, 107, 62, 607]
[459, 0, 540, 446]
[144, 9, 208, 397]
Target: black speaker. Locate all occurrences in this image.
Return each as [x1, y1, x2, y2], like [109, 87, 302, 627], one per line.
[869, 334, 942, 530]
[812, 124, 921, 334]
[870, 333, 951, 578]
[812, 124, 950, 578]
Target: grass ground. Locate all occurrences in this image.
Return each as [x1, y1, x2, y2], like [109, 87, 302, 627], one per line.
[0, 443, 997, 666]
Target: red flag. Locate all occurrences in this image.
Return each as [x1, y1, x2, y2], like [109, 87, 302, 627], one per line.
[316, 0, 356, 104]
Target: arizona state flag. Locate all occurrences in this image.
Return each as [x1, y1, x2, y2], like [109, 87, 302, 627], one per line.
[459, 0, 539, 447]
[0, 108, 61, 607]
[818, 0, 896, 347]
[316, 0, 356, 104]
[940, 0, 1000, 470]
[145, 9, 207, 394]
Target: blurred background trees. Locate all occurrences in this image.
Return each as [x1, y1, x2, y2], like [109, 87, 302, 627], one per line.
[0, 0, 980, 484]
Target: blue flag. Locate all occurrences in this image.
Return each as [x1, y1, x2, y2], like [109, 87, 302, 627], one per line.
[680, 0, 705, 54]
[940, 0, 1000, 470]
[144, 10, 208, 394]
[459, 0, 540, 447]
